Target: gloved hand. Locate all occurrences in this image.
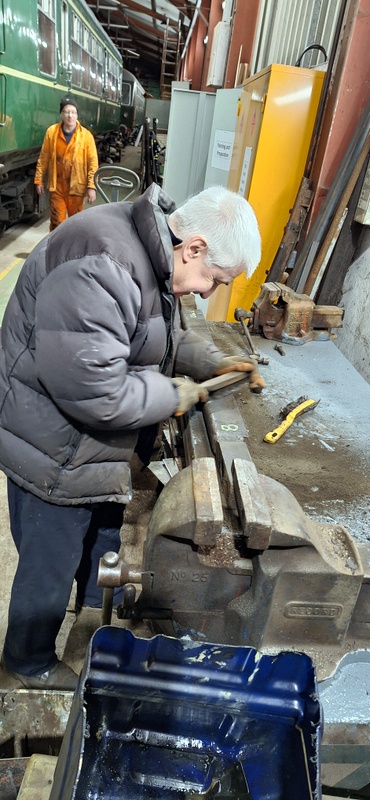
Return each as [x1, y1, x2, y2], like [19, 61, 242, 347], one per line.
[214, 355, 265, 393]
[172, 377, 209, 415]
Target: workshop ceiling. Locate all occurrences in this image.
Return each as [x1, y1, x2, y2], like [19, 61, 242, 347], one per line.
[86, 0, 198, 79]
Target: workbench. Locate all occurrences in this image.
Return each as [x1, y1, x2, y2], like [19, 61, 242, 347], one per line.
[205, 319, 370, 544]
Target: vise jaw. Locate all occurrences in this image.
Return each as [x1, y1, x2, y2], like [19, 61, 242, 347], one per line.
[251, 281, 344, 344]
[141, 455, 364, 678]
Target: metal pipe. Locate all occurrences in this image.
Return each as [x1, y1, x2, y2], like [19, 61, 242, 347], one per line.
[181, 0, 202, 60]
[287, 98, 370, 291]
[101, 587, 114, 626]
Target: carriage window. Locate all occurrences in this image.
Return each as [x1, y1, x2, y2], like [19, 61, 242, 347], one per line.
[90, 39, 102, 95]
[81, 26, 90, 90]
[121, 82, 132, 105]
[71, 13, 82, 87]
[61, 1, 69, 70]
[90, 38, 97, 94]
[38, 0, 56, 76]
[96, 44, 103, 95]
[106, 56, 120, 101]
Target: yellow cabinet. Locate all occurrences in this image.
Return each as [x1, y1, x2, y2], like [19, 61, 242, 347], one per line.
[207, 63, 324, 322]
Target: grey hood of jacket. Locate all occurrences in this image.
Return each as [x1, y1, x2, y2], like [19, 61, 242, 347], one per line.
[0, 185, 224, 505]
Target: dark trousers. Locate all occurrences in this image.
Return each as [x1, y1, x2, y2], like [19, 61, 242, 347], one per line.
[3, 479, 124, 676]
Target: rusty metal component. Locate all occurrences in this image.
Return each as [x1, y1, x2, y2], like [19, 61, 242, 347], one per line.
[234, 307, 270, 365]
[192, 458, 223, 547]
[16, 754, 57, 799]
[203, 393, 252, 512]
[181, 409, 213, 465]
[102, 551, 119, 568]
[199, 370, 250, 393]
[267, 176, 313, 283]
[148, 457, 179, 485]
[135, 376, 366, 676]
[313, 304, 345, 330]
[142, 462, 253, 644]
[0, 757, 30, 795]
[97, 552, 142, 588]
[251, 281, 344, 344]
[145, 457, 223, 551]
[230, 540, 362, 651]
[101, 587, 114, 627]
[143, 450, 363, 654]
[0, 690, 73, 758]
[274, 343, 286, 356]
[348, 542, 370, 640]
[232, 459, 272, 550]
[95, 340, 367, 682]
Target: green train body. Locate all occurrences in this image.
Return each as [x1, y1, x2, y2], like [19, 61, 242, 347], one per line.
[121, 68, 146, 129]
[0, 0, 123, 230]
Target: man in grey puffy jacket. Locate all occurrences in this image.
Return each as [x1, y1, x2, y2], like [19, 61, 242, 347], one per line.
[0, 183, 263, 689]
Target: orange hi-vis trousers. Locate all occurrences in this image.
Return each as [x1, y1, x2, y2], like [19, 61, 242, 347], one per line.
[49, 192, 84, 231]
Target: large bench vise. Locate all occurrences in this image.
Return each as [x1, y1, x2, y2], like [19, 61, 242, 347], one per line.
[250, 281, 344, 344]
[139, 458, 364, 666]
[98, 426, 367, 682]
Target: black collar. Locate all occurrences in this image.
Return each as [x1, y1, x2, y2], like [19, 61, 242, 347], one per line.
[167, 224, 182, 246]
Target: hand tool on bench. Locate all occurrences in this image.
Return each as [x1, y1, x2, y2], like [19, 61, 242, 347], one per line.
[264, 395, 320, 443]
[234, 307, 269, 365]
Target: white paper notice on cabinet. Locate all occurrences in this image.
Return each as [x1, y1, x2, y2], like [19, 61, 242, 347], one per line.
[210, 129, 235, 171]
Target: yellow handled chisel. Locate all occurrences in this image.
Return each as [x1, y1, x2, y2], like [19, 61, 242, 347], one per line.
[264, 396, 320, 444]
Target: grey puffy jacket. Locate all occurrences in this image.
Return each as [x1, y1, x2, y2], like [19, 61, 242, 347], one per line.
[0, 185, 223, 505]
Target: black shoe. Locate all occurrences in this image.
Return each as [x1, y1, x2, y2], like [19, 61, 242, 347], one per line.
[1, 659, 78, 690]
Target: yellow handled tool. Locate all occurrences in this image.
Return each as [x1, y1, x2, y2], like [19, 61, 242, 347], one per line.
[264, 396, 320, 444]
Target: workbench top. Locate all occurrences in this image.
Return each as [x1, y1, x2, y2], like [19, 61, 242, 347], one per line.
[206, 320, 370, 546]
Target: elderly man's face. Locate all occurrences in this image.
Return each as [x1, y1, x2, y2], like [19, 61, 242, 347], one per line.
[172, 237, 243, 300]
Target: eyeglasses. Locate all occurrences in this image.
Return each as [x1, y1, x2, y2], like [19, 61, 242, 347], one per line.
[61, 109, 78, 116]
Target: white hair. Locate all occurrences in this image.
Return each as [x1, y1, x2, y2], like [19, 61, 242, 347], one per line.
[169, 186, 261, 278]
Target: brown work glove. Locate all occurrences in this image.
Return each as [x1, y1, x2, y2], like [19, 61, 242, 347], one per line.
[172, 377, 209, 415]
[214, 355, 265, 394]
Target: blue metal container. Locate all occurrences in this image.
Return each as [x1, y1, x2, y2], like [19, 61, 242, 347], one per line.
[50, 628, 322, 799]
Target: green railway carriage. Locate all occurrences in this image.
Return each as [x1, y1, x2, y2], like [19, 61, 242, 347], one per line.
[0, 0, 123, 232]
[121, 67, 146, 129]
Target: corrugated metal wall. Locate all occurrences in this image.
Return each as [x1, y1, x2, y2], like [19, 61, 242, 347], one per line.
[250, 0, 343, 74]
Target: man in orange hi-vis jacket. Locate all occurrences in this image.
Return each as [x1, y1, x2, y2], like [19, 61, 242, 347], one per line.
[34, 95, 99, 231]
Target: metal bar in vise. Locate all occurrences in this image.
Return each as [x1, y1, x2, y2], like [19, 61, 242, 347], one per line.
[199, 370, 250, 393]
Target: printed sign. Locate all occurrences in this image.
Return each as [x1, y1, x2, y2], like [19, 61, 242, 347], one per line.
[210, 129, 235, 171]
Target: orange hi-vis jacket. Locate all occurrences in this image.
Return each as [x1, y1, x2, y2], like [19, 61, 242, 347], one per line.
[34, 121, 98, 196]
